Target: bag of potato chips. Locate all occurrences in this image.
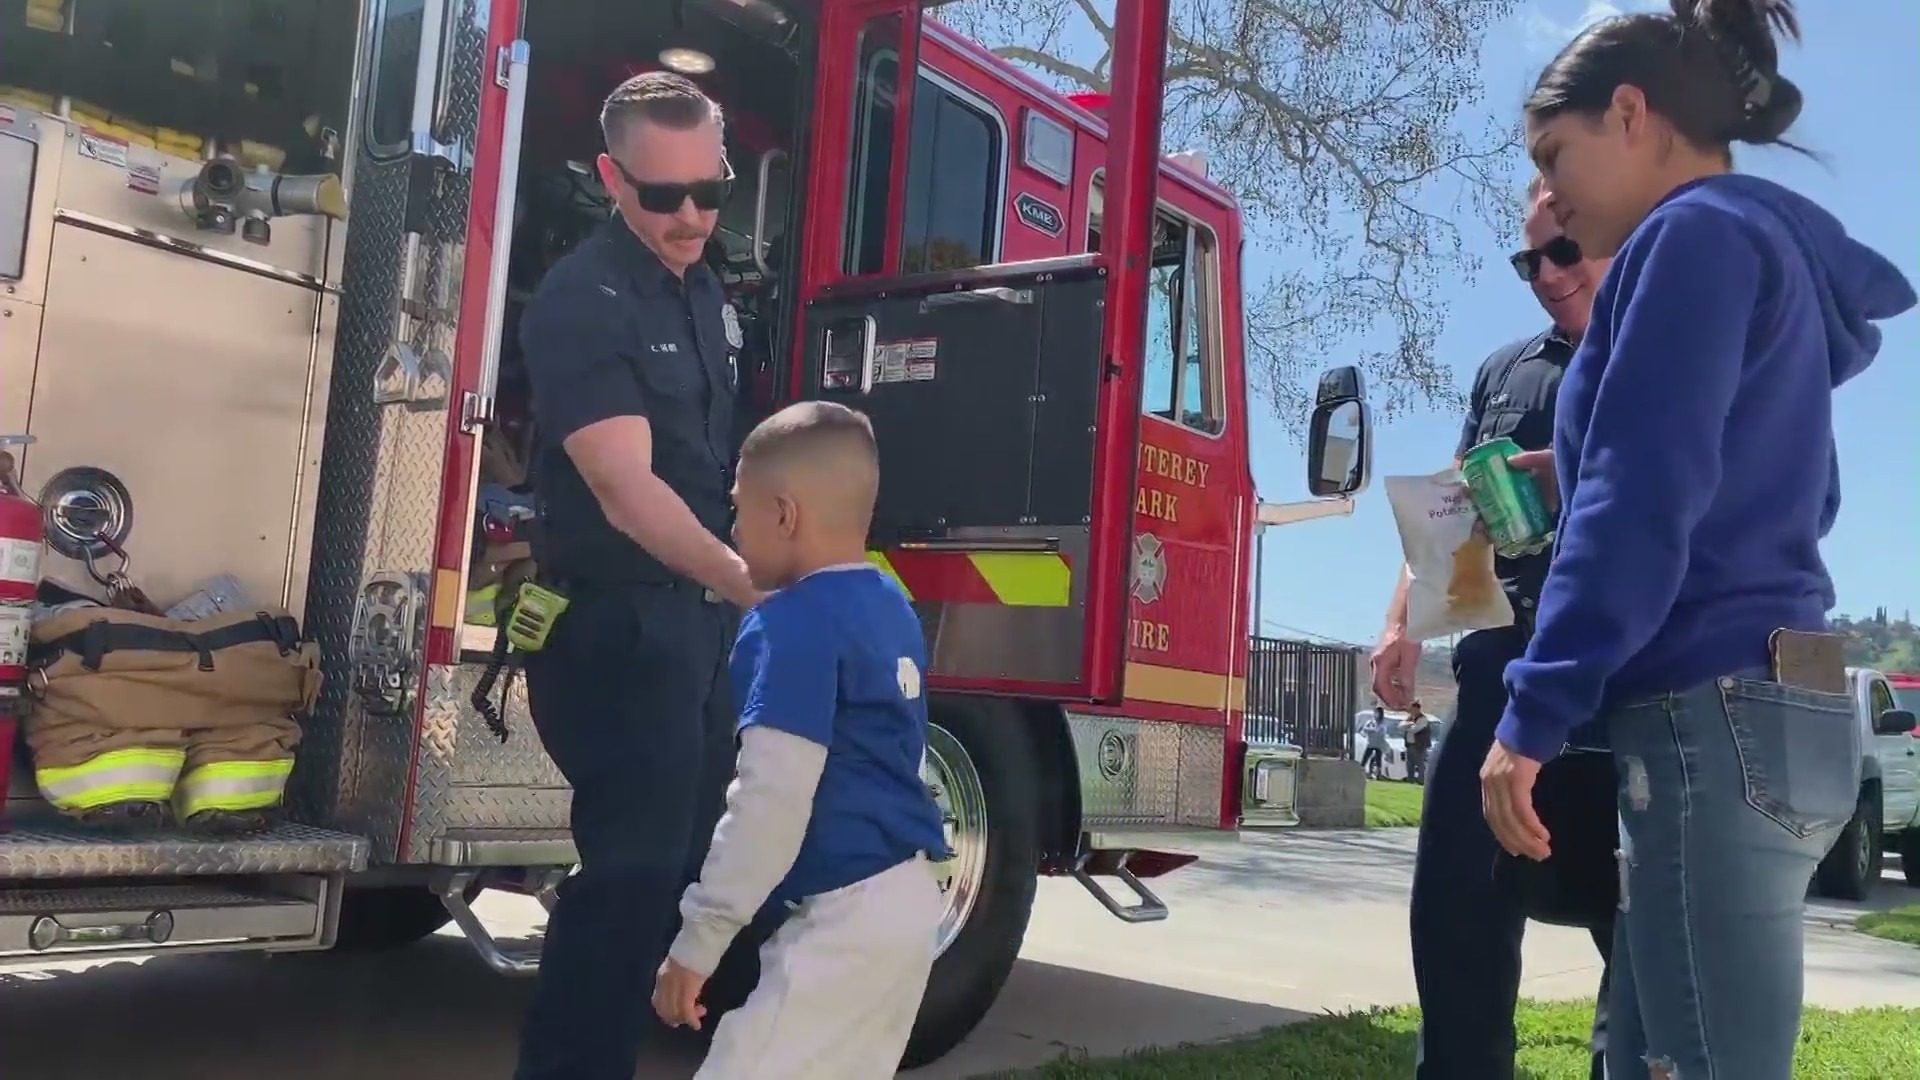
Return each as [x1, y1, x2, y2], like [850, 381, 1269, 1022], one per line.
[1385, 470, 1515, 642]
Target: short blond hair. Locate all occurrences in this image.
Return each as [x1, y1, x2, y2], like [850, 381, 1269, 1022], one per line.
[600, 71, 725, 153]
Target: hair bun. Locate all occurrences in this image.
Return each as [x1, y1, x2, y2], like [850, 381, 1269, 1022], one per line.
[1740, 73, 1802, 143]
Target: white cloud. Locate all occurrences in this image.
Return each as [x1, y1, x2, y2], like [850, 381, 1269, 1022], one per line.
[1522, 0, 1626, 54]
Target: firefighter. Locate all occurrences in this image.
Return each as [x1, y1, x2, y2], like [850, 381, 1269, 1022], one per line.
[510, 72, 762, 1080]
[1369, 178, 1614, 1080]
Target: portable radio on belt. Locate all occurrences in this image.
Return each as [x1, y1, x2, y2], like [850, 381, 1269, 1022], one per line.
[502, 583, 569, 652]
[471, 574, 571, 743]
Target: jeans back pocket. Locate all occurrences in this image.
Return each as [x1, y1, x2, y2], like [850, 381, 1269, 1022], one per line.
[1717, 677, 1861, 838]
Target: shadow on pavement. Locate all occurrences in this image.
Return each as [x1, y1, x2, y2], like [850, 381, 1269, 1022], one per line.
[0, 944, 1310, 1080]
[912, 960, 1312, 1079]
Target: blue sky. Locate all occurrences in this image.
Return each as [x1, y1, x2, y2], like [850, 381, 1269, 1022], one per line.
[1248, 0, 1920, 646]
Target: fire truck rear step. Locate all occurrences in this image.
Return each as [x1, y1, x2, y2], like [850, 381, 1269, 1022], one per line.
[0, 881, 335, 959]
[0, 820, 369, 878]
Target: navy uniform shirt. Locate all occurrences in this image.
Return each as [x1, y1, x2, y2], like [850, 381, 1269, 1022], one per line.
[519, 221, 738, 586]
[1454, 327, 1573, 619]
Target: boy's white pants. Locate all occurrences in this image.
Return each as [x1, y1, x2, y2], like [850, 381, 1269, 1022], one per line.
[696, 855, 943, 1080]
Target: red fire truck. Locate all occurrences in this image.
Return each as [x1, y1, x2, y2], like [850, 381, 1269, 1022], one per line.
[0, 0, 1370, 1064]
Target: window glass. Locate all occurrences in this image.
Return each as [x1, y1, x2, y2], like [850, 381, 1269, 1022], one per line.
[1141, 260, 1180, 419]
[901, 82, 997, 273]
[0, 132, 35, 281]
[1871, 680, 1896, 718]
[5, 0, 357, 178]
[1089, 184, 1225, 435]
[844, 20, 903, 274]
[368, 0, 427, 157]
[1181, 232, 1223, 434]
[846, 51, 1001, 275]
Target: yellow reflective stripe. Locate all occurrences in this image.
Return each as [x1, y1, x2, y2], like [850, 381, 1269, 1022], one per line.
[968, 552, 1071, 608]
[35, 748, 186, 810]
[865, 551, 914, 600]
[175, 757, 294, 816]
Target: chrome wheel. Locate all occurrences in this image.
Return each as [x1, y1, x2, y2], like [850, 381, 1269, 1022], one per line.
[923, 721, 988, 958]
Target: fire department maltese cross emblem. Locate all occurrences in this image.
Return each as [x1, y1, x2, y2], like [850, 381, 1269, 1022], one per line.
[1130, 532, 1166, 605]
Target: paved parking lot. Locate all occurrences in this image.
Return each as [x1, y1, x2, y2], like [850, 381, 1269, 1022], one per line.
[3, 829, 1915, 1079]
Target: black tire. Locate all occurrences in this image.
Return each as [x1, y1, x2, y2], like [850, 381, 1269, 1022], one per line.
[1899, 828, 1920, 888]
[331, 885, 457, 952]
[899, 704, 1042, 1069]
[1814, 790, 1881, 901]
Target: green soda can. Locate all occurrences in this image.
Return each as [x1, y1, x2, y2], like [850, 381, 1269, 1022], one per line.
[1459, 437, 1554, 558]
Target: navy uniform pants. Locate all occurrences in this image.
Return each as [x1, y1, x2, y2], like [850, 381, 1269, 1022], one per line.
[513, 582, 738, 1080]
[1409, 625, 1611, 1080]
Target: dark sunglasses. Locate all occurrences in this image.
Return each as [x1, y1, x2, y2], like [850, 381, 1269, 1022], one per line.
[1509, 235, 1582, 282]
[608, 157, 735, 214]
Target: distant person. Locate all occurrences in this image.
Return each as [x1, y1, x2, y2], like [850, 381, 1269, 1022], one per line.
[1405, 702, 1433, 785]
[1361, 707, 1388, 779]
[653, 402, 950, 1079]
[1480, 2, 1915, 1077]
[1371, 177, 1615, 1080]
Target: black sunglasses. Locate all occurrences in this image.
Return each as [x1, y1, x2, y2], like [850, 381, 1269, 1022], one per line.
[1509, 235, 1582, 282]
[609, 157, 735, 214]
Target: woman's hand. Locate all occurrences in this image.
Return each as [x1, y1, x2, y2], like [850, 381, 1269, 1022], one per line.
[1481, 740, 1552, 861]
[1508, 449, 1558, 513]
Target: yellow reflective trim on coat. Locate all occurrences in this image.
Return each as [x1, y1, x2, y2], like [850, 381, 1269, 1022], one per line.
[34, 747, 186, 810]
[174, 757, 295, 817]
[865, 551, 913, 599]
[967, 552, 1071, 608]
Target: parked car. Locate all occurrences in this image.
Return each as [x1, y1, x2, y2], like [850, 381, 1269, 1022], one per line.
[1813, 667, 1920, 899]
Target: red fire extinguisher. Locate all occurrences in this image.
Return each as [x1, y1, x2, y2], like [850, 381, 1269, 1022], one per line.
[0, 435, 42, 814]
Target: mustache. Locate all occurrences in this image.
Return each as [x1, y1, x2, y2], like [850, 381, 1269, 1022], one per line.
[667, 228, 710, 243]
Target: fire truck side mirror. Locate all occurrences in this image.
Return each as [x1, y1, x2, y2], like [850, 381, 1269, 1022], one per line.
[1306, 365, 1371, 499]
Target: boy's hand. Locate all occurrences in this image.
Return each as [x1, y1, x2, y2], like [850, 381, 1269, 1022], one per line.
[652, 958, 709, 1031]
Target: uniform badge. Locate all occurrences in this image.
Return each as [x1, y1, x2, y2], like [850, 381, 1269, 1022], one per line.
[721, 302, 744, 349]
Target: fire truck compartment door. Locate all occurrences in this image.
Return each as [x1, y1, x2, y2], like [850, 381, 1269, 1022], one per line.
[801, 255, 1108, 694]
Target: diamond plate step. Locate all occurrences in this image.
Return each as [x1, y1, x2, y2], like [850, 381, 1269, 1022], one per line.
[0, 820, 369, 878]
[0, 881, 323, 958]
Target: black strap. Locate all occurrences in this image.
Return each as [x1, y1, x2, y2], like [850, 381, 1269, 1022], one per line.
[38, 612, 302, 673]
[1484, 329, 1554, 413]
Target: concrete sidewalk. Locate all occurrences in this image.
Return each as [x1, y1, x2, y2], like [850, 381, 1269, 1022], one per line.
[914, 828, 1920, 1076]
[0, 827, 1912, 1080]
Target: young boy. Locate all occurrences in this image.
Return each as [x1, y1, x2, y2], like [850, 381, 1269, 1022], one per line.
[652, 400, 950, 1079]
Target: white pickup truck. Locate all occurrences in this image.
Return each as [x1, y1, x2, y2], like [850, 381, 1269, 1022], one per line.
[1812, 667, 1920, 899]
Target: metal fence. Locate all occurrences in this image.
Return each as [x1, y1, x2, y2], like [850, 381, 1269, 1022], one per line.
[1244, 637, 1362, 758]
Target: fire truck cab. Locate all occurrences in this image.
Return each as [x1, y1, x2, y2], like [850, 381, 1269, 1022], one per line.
[0, 0, 1371, 1064]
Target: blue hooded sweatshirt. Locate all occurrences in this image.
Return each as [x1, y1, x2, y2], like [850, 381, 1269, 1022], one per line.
[1496, 174, 1917, 763]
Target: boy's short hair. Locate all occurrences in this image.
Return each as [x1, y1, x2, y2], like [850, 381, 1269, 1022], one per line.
[740, 401, 880, 527]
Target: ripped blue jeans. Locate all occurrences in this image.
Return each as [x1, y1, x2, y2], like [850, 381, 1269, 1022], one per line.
[1605, 673, 1860, 1079]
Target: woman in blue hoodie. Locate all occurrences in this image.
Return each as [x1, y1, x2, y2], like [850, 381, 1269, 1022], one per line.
[1478, 1, 1917, 1077]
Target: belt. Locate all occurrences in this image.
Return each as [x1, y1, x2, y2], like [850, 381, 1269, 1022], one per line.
[546, 575, 724, 605]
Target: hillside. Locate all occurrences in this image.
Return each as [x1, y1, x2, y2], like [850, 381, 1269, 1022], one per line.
[1401, 609, 1918, 719]
[1836, 609, 1919, 673]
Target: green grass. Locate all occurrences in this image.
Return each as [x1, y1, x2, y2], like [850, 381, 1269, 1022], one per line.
[990, 1000, 1920, 1079]
[1857, 905, 1920, 946]
[1363, 780, 1424, 828]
